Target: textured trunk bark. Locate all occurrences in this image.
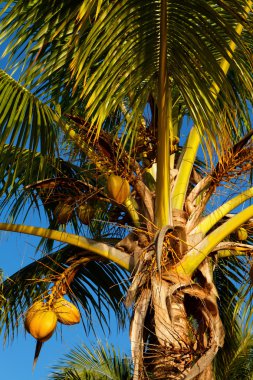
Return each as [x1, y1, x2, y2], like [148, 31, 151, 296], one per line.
[196, 364, 215, 380]
[127, 211, 224, 379]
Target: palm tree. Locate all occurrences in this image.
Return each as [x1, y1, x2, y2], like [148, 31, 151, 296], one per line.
[0, 0, 253, 378]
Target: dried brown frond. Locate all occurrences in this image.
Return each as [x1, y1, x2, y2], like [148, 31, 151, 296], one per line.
[212, 144, 253, 185]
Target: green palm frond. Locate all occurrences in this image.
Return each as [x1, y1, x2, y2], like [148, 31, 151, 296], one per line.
[222, 334, 253, 380]
[0, 69, 58, 151]
[0, 0, 92, 107]
[0, 245, 129, 343]
[214, 255, 253, 379]
[1, 1, 252, 149]
[214, 257, 243, 357]
[215, 298, 253, 380]
[50, 340, 132, 380]
[0, 69, 59, 192]
[215, 333, 253, 380]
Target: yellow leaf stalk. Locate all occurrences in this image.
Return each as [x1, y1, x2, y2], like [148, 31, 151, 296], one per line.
[0, 223, 134, 272]
[190, 187, 253, 236]
[174, 205, 253, 277]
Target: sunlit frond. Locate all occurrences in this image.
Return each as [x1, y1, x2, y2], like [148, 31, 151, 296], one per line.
[1, 1, 252, 150]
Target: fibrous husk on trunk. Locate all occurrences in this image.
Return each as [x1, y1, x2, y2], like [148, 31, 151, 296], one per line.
[129, 272, 224, 380]
[130, 288, 152, 379]
[127, 211, 224, 380]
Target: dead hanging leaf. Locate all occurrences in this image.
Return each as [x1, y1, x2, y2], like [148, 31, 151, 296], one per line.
[125, 268, 149, 308]
[184, 303, 224, 380]
[182, 260, 224, 380]
[33, 340, 43, 370]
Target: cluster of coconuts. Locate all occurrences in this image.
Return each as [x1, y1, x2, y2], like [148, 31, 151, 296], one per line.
[24, 297, 80, 342]
[55, 202, 95, 225]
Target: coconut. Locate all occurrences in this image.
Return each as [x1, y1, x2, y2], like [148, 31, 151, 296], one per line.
[24, 301, 45, 333]
[236, 227, 248, 241]
[53, 297, 81, 325]
[54, 203, 73, 224]
[25, 303, 57, 342]
[107, 175, 130, 204]
[77, 203, 95, 225]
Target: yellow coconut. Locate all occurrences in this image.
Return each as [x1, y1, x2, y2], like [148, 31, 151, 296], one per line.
[53, 297, 81, 325]
[24, 301, 46, 333]
[236, 227, 248, 241]
[107, 175, 130, 204]
[25, 308, 57, 341]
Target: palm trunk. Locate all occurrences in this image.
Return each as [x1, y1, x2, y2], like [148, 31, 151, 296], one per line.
[129, 208, 224, 379]
[196, 365, 215, 380]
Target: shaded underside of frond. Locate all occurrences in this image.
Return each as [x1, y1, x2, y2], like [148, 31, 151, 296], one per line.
[0, 145, 61, 218]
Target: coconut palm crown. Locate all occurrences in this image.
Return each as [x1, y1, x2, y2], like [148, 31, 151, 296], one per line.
[0, 1, 253, 379]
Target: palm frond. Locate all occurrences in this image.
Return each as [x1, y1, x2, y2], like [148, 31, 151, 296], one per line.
[214, 255, 253, 379]
[0, 0, 91, 107]
[215, 309, 253, 379]
[221, 334, 253, 380]
[1, 1, 252, 151]
[0, 69, 59, 191]
[50, 340, 132, 380]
